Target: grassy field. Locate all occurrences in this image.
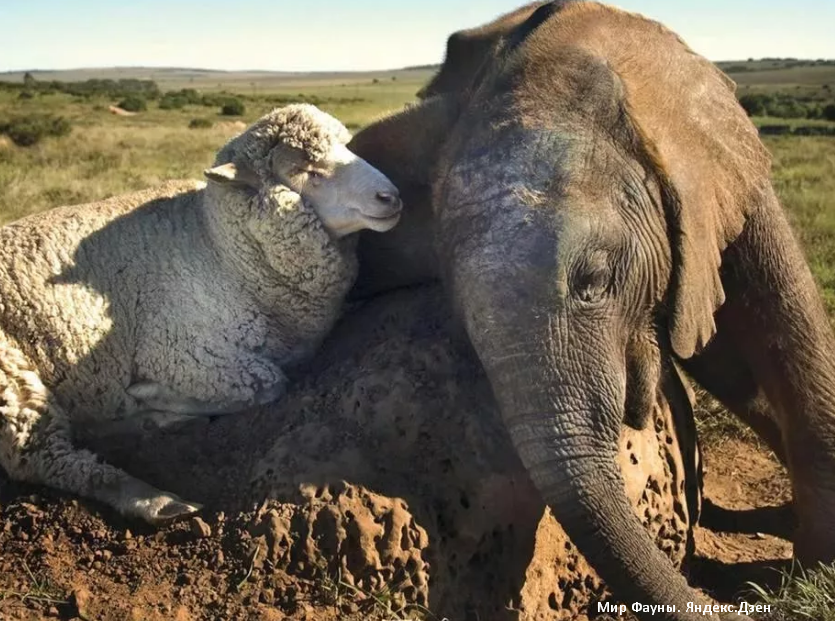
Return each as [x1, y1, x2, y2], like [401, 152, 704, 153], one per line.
[1, 63, 835, 619]
[0, 74, 427, 225]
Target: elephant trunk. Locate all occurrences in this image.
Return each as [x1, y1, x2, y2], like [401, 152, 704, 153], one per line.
[488, 350, 725, 621]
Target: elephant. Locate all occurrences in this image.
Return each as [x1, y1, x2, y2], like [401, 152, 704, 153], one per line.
[348, 1, 835, 619]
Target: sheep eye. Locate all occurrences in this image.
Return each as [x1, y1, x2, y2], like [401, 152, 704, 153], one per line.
[295, 166, 324, 179]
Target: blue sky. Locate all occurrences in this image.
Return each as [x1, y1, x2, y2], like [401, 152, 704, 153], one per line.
[1, 0, 833, 73]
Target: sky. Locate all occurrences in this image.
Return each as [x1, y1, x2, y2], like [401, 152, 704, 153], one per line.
[1, 0, 833, 73]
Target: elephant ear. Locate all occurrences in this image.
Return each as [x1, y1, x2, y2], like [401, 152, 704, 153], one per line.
[543, 3, 772, 358]
[419, 1, 579, 98]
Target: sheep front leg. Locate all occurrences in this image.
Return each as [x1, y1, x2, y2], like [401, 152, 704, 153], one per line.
[127, 375, 288, 417]
[0, 337, 201, 523]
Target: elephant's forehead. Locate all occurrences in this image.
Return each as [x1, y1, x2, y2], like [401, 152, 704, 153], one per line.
[439, 125, 570, 202]
[436, 121, 621, 223]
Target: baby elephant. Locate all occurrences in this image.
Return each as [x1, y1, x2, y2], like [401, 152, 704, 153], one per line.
[0, 104, 401, 523]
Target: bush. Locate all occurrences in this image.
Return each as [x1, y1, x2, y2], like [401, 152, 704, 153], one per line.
[200, 93, 224, 107]
[739, 93, 772, 117]
[823, 104, 835, 122]
[0, 114, 72, 147]
[177, 88, 202, 105]
[159, 94, 188, 110]
[160, 89, 203, 110]
[738, 93, 817, 119]
[220, 98, 245, 116]
[758, 125, 792, 136]
[18, 91, 34, 100]
[118, 96, 147, 112]
[794, 125, 835, 136]
[769, 99, 807, 119]
[188, 118, 213, 129]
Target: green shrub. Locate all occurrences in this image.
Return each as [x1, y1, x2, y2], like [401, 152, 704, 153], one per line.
[118, 96, 147, 112]
[160, 88, 203, 110]
[201, 93, 224, 107]
[739, 93, 770, 116]
[18, 91, 34, 100]
[769, 99, 808, 119]
[188, 118, 213, 129]
[823, 104, 835, 122]
[0, 114, 72, 147]
[202, 91, 243, 107]
[220, 98, 245, 116]
[177, 88, 202, 104]
[806, 105, 822, 120]
[737, 93, 818, 119]
[159, 94, 188, 110]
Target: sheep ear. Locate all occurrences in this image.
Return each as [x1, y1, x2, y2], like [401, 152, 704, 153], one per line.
[203, 162, 260, 189]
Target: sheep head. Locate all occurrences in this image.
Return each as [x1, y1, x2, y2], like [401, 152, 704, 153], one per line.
[205, 104, 402, 238]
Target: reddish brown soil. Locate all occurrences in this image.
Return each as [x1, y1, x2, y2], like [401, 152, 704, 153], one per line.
[0, 288, 797, 621]
[0, 438, 793, 621]
[690, 438, 794, 602]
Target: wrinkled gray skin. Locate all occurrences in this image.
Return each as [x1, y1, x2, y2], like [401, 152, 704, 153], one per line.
[349, 2, 835, 621]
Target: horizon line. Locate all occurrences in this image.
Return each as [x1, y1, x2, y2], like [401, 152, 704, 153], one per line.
[0, 64, 443, 76]
[2, 56, 835, 77]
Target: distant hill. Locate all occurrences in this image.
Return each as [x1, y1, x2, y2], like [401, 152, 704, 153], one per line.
[0, 66, 438, 92]
[716, 58, 835, 88]
[2, 58, 833, 94]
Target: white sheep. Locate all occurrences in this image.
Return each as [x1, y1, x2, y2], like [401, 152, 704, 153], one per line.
[0, 104, 402, 523]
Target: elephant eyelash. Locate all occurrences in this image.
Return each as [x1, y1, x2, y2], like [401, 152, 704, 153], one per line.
[570, 245, 617, 304]
[573, 264, 613, 305]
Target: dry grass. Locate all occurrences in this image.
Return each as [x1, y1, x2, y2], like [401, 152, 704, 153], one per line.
[0, 80, 420, 224]
[0, 121, 237, 224]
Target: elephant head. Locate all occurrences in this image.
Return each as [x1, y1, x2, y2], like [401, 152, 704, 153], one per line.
[350, 2, 835, 619]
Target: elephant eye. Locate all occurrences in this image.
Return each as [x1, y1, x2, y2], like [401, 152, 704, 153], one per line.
[572, 254, 612, 305]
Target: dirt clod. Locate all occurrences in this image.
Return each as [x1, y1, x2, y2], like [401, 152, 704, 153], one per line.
[71, 586, 93, 620]
[189, 517, 212, 539]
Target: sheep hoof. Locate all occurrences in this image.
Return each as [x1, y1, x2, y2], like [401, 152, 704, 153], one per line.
[155, 497, 203, 521]
[129, 492, 203, 524]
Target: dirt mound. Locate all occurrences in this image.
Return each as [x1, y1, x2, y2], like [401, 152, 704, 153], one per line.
[2, 285, 703, 619]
